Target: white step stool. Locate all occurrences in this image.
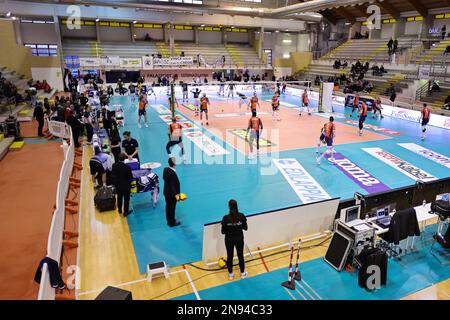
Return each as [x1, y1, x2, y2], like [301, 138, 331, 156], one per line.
[147, 261, 170, 282]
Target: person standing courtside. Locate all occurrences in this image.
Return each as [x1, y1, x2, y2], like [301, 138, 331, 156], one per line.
[221, 199, 248, 281]
[163, 158, 181, 227]
[112, 153, 133, 217]
[33, 102, 45, 137]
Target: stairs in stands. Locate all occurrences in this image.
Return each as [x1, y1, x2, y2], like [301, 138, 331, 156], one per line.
[173, 43, 182, 56]
[89, 42, 104, 56]
[225, 44, 243, 67]
[361, 43, 388, 61]
[156, 42, 170, 58]
[421, 87, 450, 106]
[321, 40, 352, 60]
[416, 39, 450, 64]
[369, 73, 406, 97]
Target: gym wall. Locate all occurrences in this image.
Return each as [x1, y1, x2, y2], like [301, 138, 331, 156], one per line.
[198, 30, 222, 44]
[0, 20, 61, 79]
[61, 24, 97, 40]
[381, 23, 395, 39]
[99, 26, 131, 42]
[405, 20, 423, 35]
[133, 28, 164, 41]
[20, 22, 58, 44]
[433, 18, 450, 29]
[0, 20, 31, 77]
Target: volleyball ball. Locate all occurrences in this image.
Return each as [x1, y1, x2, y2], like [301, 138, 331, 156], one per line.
[178, 193, 187, 202]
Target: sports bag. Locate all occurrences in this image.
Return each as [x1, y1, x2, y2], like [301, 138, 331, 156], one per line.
[94, 186, 116, 212]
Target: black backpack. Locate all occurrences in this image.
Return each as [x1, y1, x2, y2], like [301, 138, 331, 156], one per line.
[94, 186, 116, 212]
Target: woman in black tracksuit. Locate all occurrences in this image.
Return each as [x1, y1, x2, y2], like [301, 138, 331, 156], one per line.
[221, 200, 248, 280]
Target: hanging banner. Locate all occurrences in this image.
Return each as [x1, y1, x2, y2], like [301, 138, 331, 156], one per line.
[152, 57, 193, 67]
[119, 58, 142, 69]
[79, 57, 100, 68]
[48, 120, 71, 139]
[64, 55, 80, 69]
[418, 67, 431, 80]
[142, 56, 153, 70]
[100, 56, 120, 68]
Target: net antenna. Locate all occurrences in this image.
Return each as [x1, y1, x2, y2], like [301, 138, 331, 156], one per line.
[170, 81, 176, 119]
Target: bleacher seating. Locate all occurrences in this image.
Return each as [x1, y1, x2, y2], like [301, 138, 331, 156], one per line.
[414, 39, 450, 64]
[0, 65, 55, 122]
[62, 40, 263, 68]
[324, 38, 422, 63]
[62, 40, 158, 58]
[420, 81, 450, 106]
[300, 62, 414, 97]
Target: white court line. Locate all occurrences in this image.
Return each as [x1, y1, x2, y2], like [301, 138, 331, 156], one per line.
[295, 281, 315, 300]
[301, 279, 322, 300]
[77, 269, 186, 297]
[283, 287, 297, 300]
[183, 269, 201, 300]
[295, 287, 308, 300]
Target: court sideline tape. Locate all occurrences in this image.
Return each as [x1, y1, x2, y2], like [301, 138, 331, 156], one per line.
[183, 264, 201, 300]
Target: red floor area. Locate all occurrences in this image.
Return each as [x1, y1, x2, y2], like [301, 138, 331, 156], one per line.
[179, 100, 390, 154]
[0, 125, 63, 299]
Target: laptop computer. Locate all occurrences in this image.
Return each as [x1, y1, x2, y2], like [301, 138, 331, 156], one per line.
[375, 207, 391, 229]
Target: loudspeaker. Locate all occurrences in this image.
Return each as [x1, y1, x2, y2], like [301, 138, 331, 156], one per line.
[95, 286, 132, 300]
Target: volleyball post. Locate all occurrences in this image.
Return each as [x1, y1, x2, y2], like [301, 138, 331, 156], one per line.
[281, 239, 302, 290]
[318, 82, 334, 113]
[170, 82, 176, 119]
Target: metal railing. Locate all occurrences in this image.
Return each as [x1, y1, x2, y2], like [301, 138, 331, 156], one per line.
[415, 80, 430, 100]
[313, 38, 348, 60]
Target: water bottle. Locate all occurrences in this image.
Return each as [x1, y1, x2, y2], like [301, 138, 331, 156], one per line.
[422, 200, 426, 207]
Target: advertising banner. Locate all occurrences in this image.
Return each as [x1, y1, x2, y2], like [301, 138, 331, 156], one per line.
[79, 57, 100, 68]
[100, 56, 120, 68]
[119, 58, 142, 69]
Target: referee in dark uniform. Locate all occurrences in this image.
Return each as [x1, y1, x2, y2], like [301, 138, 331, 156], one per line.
[112, 153, 133, 217]
[163, 158, 181, 227]
[221, 199, 248, 280]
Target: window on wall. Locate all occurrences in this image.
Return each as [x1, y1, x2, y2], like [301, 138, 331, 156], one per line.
[159, 0, 203, 3]
[173, 0, 203, 3]
[25, 44, 58, 57]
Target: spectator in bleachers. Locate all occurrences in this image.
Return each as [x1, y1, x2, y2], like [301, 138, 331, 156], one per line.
[430, 80, 441, 93]
[387, 38, 393, 55]
[342, 60, 348, 68]
[441, 25, 447, 40]
[393, 39, 398, 54]
[363, 62, 369, 73]
[445, 45, 450, 55]
[388, 84, 396, 104]
[333, 60, 341, 69]
[314, 75, 321, 86]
